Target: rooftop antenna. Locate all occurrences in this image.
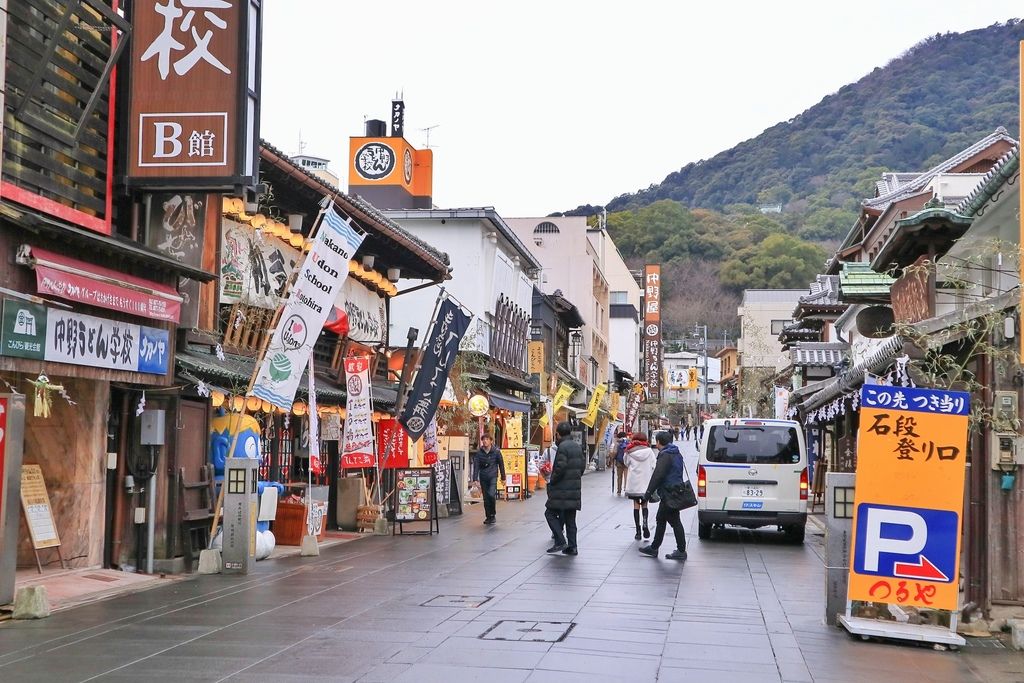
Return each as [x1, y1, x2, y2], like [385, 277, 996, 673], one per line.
[420, 124, 440, 148]
[298, 130, 306, 156]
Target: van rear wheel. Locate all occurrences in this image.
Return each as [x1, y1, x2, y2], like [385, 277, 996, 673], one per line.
[785, 524, 805, 544]
[697, 522, 712, 540]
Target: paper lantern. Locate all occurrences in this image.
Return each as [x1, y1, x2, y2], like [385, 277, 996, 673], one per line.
[211, 391, 225, 407]
[303, 239, 312, 252]
[222, 197, 242, 214]
[371, 411, 382, 423]
[230, 395, 245, 412]
[289, 233, 303, 248]
[249, 214, 267, 230]
[261, 399, 273, 413]
[292, 401, 307, 416]
[348, 261, 359, 273]
[468, 394, 490, 417]
[245, 395, 262, 412]
[338, 408, 347, 419]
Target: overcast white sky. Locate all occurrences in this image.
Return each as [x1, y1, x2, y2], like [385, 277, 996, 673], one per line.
[260, 1, 1020, 217]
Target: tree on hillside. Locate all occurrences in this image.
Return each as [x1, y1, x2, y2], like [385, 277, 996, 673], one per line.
[598, 20, 1024, 242]
[719, 233, 827, 290]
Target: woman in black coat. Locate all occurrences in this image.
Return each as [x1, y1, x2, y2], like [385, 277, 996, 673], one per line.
[545, 422, 585, 555]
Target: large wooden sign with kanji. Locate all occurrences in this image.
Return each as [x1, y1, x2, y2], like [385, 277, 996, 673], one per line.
[642, 264, 662, 401]
[126, 0, 261, 188]
[847, 385, 970, 612]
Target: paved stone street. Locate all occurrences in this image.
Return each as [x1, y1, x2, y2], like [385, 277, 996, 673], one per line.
[0, 444, 1019, 682]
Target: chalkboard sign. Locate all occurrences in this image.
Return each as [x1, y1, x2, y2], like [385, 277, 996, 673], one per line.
[446, 460, 462, 516]
[434, 459, 451, 505]
[393, 467, 439, 535]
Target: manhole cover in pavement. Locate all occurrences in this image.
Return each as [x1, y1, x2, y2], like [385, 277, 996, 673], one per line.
[421, 595, 493, 608]
[83, 574, 120, 583]
[479, 620, 574, 642]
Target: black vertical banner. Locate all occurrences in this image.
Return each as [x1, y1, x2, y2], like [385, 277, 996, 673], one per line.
[391, 100, 405, 138]
[399, 297, 472, 440]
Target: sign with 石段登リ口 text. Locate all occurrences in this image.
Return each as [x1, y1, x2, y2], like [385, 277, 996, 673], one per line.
[847, 385, 970, 613]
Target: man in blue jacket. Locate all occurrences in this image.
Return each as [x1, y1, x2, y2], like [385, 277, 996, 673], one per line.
[470, 433, 506, 525]
[639, 431, 688, 560]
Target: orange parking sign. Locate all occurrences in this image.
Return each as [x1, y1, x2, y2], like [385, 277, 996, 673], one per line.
[847, 385, 970, 611]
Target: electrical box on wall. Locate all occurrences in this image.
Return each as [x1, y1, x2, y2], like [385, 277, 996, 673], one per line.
[140, 410, 166, 446]
[994, 391, 1018, 430]
[989, 431, 1024, 470]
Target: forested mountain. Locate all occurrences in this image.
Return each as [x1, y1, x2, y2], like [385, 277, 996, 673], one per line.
[566, 21, 1022, 337]
[601, 21, 1023, 240]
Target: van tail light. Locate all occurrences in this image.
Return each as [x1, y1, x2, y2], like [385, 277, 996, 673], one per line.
[799, 467, 809, 501]
[697, 465, 706, 498]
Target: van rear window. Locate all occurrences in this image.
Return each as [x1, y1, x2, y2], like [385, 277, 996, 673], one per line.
[706, 425, 801, 464]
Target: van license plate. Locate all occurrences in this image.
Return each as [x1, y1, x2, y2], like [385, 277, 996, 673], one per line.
[743, 488, 764, 497]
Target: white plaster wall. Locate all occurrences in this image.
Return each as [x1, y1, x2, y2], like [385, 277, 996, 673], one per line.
[387, 217, 533, 347]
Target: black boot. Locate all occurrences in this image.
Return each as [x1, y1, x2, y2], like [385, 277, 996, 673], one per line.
[633, 509, 641, 540]
[642, 508, 650, 538]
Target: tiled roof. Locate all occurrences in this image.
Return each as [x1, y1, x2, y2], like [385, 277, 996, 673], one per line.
[863, 128, 1017, 210]
[839, 262, 895, 298]
[874, 172, 923, 197]
[799, 274, 842, 306]
[176, 347, 398, 409]
[956, 146, 1020, 218]
[791, 342, 849, 367]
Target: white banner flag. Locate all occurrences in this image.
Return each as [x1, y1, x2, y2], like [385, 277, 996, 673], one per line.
[340, 356, 375, 468]
[251, 206, 366, 410]
[307, 356, 322, 477]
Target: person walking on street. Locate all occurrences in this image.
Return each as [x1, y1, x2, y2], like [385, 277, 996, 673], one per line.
[611, 431, 629, 495]
[639, 431, 689, 560]
[546, 421, 585, 555]
[623, 433, 656, 540]
[470, 433, 506, 525]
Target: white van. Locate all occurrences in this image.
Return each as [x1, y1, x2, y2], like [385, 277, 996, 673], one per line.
[696, 418, 808, 543]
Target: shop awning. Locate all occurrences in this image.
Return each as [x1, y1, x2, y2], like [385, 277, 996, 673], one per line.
[20, 246, 182, 323]
[175, 346, 399, 410]
[488, 390, 531, 413]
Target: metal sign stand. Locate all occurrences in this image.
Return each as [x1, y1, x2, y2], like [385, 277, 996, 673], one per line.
[839, 608, 964, 648]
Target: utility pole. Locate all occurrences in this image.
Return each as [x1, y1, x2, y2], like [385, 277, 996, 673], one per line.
[694, 323, 709, 417]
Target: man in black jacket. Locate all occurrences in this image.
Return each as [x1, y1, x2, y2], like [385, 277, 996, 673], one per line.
[470, 433, 506, 525]
[545, 422, 585, 555]
[639, 431, 688, 560]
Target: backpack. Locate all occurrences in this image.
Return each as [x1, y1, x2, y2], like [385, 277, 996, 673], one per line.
[614, 439, 627, 465]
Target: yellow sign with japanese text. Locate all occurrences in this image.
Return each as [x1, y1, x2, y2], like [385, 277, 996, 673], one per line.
[539, 382, 574, 428]
[528, 341, 544, 374]
[505, 417, 523, 449]
[581, 383, 607, 428]
[847, 385, 970, 612]
[500, 448, 527, 499]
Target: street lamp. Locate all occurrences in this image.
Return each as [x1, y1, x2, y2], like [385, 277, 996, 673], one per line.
[570, 329, 583, 372]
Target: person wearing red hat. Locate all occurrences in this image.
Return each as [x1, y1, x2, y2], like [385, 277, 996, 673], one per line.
[622, 432, 656, 540]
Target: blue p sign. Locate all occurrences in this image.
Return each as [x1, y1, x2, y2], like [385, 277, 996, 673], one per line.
[853, 503, 957, 583]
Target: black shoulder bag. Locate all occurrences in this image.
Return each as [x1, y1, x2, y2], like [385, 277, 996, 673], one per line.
[661, 453, 698, 511]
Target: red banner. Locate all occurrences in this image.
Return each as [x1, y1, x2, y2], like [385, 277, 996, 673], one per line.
[31, 248, 181, 322]
[377, 419, 411, 469]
